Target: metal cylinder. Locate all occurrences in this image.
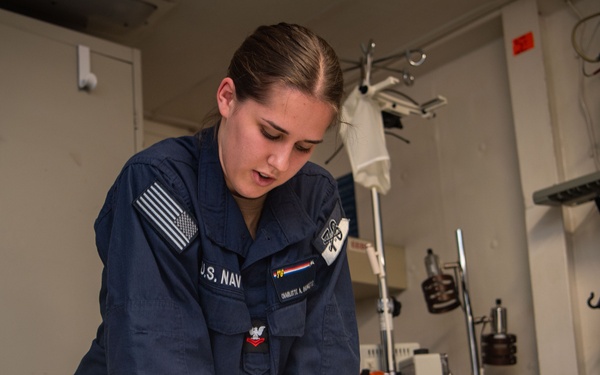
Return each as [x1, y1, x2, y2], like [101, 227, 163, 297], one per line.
[482, 299, 517, 366]
[424, 248, 442, 277]
[491, 299, 507, 335]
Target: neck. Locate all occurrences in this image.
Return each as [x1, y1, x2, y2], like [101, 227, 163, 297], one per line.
[232, 194, 266, 239]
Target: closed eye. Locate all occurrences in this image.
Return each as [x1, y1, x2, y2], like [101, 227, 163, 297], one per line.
[260, 127, 280, 141]
[260, 121, 320, 154]
[295, 144, 312, 153]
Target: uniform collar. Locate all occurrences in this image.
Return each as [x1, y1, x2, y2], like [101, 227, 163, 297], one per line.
[197, 128, 315, 261]
[243, 183, 316, 267]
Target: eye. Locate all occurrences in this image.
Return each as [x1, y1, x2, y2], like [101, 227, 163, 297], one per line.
[295, 143, 312, 154]
[260, 127, 280, 140]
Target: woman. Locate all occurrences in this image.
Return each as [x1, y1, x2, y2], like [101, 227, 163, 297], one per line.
[75, 23, 359, 374]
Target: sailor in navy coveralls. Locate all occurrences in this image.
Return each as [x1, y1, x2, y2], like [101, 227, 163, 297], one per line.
[75, 23, 360, 375]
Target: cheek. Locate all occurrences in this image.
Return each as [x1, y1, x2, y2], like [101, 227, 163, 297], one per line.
[226, 132, 263, 169]
[220, 132, 245, 174]
[287, 152, 313, 174]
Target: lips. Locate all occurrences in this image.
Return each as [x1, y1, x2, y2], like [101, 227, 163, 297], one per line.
[253, 170, 275, 187]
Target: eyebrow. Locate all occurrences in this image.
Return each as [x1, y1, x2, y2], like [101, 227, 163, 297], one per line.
[264, 119, 324, 145]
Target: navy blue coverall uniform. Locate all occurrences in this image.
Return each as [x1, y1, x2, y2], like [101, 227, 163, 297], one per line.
[75, 127, 360, 374]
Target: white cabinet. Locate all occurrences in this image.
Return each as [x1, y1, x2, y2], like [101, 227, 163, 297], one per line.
[0, 9, 142, 374]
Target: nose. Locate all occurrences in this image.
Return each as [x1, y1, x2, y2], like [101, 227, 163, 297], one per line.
[267, 144, 292, 172]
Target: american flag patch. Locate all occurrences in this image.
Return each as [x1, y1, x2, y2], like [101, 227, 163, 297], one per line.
[134, 181, 198, 253]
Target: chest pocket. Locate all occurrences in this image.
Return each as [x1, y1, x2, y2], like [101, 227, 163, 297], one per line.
[198, 283, 251, 335]
[267, 257, 316, 338]
[267, 257, 317, 337]
[198, 254, 251, 334]
[267, 298, 307, 337]
[271, 258, 317, 304]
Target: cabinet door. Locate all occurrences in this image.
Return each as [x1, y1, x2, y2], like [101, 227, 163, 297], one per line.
[0, 11, 141, 374]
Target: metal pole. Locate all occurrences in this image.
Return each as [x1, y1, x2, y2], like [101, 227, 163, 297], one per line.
[455, 229, 481, 375]
[371, 187, 396, 373]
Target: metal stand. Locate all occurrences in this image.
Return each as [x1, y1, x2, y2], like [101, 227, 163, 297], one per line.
[371, 187, 396, 374]
[447, 229, 481, 375]
[342, 40, 444, 375]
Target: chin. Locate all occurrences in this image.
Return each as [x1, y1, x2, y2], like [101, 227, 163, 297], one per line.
[232, 188, 268, 200]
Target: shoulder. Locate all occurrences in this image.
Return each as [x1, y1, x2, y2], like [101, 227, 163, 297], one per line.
[289, 163, 350, 265]
[122, 135, 201, 191]
[291, 161, 337, 194]
[103, 135, 202, 215]
[285, 161, 340, 216]
[127, 135, 200, 170]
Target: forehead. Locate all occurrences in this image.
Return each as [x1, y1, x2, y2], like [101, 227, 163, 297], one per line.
[259, 85, 335, 132]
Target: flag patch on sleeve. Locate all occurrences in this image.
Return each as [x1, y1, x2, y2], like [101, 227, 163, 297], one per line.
[134, 181, 198, 253]
[313, 201, 350, 266]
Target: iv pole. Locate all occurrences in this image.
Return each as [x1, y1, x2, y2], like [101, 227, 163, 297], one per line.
[371, 189, 396, 373]
[343, 40, 444, 374]
[361, 41, 396, 374]
[455, 229, 481, 375]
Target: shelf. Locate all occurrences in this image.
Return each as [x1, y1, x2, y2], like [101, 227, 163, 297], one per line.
[533, 171, 600, 206]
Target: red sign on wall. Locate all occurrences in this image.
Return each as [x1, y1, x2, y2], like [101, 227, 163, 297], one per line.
[513, 32, 534, 55]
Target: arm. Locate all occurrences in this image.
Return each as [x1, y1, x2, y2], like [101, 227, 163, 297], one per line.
[97, 163, 213, 374]
[284, 190, 360, 374]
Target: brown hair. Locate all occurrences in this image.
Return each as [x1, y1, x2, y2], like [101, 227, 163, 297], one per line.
[213, 23, 344, 128]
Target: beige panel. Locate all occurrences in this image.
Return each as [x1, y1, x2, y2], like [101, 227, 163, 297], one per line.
[143, 119, 195, 148]
[502, 1, 578, 374]
[0, 11, 139, 374]
[347, 237, 406, 300]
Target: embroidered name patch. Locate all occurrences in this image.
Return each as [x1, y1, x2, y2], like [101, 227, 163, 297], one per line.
[134, 181, 198, 253]
[272, 259, 316, 303]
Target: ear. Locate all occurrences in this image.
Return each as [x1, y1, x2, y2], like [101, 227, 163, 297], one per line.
[216, 77, 236, 118]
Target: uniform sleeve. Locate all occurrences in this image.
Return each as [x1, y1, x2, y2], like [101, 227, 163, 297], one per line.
[95, 163, 214, 374]
[284, 187, 360, 374]
[316, 242, 361, 374]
